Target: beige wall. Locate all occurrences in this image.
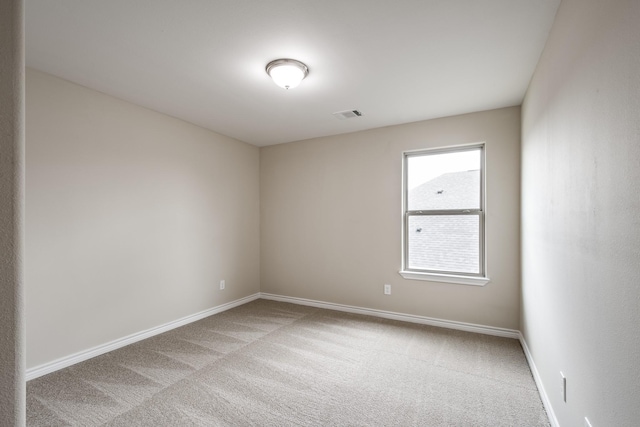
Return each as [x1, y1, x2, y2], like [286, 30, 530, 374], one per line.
[26, 69, 260, 368]
[521, 0, 640, 425]
[0, 1, 25, 425]
[261, 107, 521, 329]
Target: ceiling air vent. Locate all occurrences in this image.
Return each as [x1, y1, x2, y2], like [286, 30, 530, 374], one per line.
[332, 109, 364, 120]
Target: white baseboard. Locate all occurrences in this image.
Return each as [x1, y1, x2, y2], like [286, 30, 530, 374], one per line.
[259, 293, 520, 339]
[26, 293, 261, 381]
[519, 332, 559, 427]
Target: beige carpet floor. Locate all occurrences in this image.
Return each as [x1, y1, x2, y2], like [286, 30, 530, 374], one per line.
[27, 299, 549, 426]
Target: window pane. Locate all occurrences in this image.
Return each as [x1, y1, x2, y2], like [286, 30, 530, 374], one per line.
[407, 215, 479, 274]
[407, 149, 480, 211]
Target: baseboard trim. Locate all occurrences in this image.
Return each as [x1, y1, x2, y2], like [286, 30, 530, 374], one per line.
[519, 332, 560, 427]
[259, 293, 520, 339]
[26, 293, 261, 381]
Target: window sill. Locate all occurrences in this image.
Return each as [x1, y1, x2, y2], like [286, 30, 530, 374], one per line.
[398, 271, 490, 286]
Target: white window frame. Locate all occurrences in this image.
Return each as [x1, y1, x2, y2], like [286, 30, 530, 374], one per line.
[399, 144, 489, 286]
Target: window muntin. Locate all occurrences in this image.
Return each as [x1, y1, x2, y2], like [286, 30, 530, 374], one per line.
[403, 145, 484, 277]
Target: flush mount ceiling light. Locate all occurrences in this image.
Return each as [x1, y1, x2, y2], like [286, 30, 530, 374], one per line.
[266, 58, 309, 90]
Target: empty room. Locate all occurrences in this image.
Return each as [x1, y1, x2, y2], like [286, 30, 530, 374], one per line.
[1, 0, 638, 426]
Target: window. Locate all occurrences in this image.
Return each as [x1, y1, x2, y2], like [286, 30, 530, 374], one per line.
[400, 144, 488, 285]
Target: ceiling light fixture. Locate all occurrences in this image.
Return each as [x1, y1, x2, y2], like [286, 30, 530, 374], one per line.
[266, 58, 309, 90]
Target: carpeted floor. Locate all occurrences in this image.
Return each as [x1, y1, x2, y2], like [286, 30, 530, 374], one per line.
[27, 299, 549, 426]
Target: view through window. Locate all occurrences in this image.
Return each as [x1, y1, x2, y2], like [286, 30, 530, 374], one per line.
[404, 145, 484, 276]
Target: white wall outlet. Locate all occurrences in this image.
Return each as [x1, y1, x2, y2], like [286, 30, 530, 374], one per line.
[584, 417, 593, 427]
[560, 372, 566, 402]
[384, 284, 391, 295]
[220, 280, 225, 290]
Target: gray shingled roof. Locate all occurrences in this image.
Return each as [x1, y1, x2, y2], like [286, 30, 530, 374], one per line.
[408, 170, 480, 211]
[407, 170, 480, 274]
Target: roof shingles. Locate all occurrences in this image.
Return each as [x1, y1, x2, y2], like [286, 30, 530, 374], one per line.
[407, 170, 480, 273]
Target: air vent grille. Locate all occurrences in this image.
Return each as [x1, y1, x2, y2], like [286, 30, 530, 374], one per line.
[332, 109, 364, 120]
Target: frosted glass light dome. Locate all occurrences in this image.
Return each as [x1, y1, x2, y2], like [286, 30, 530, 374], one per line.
[266, 59, 309, 90]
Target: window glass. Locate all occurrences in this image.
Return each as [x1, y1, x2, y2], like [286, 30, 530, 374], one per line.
[404, 146, 484, 277]
[407, 215, 480, 274]
[407, 150, 480, 211]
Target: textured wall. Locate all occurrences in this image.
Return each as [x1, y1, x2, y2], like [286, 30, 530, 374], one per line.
[0, 0, 25, 425]
[521, 0, 640, 425]
[26, 69, 260, 368]
[261, 107, 521, 329]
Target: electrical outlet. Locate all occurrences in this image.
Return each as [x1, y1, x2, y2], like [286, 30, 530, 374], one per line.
[584, 417, 593, 427]
[560, 372, 566, 402]
[384, 284, 391, 295]
[220, 280, 225, 290]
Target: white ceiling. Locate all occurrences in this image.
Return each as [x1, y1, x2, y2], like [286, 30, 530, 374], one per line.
[26, 0, 560, 147]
